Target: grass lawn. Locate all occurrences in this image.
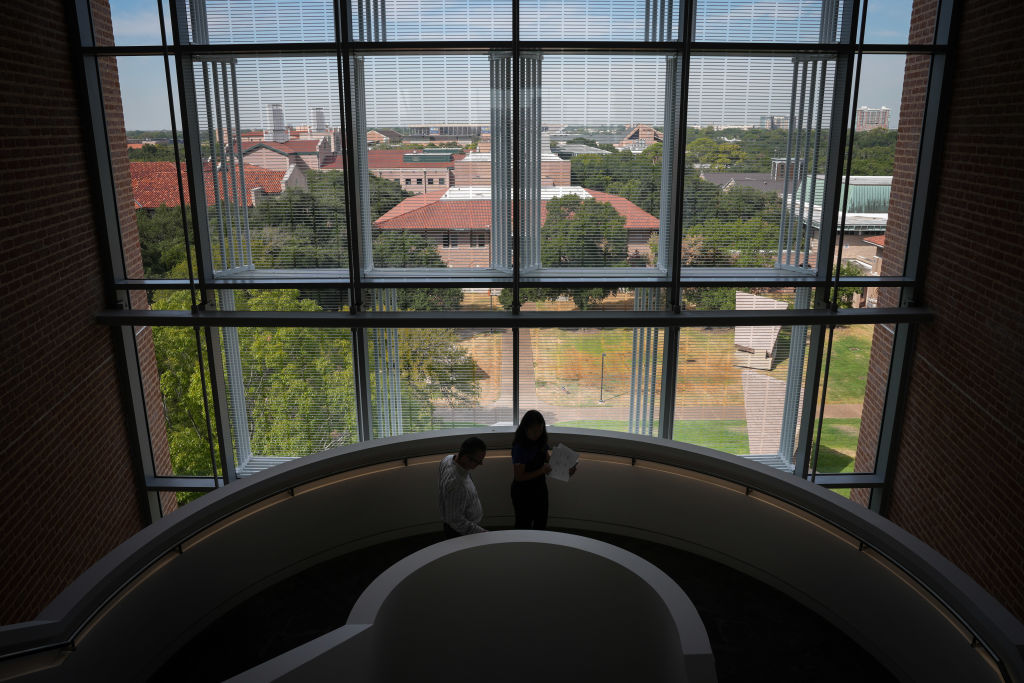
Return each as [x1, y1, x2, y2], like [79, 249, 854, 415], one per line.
[554, 418, 750, 455]
[530, 328, 639, 407]
[812, 417, 863, 498]
[459, 330, 506, 403]
[820, 326, 874, 403]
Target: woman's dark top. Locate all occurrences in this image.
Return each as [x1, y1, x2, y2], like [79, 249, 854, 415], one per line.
[511, 439, 548, 491]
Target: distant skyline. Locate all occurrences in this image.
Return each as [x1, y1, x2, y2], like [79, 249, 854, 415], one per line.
[109, 0, 915, 132]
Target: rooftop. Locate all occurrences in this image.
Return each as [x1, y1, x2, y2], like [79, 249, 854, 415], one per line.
[374, 186, 659, 232]
[243, 139, 323, 155]
[700, 172, 786, 195]
[130, 161, 286, 208]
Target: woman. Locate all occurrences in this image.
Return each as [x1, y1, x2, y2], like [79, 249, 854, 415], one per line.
[510, 410, 553, 529]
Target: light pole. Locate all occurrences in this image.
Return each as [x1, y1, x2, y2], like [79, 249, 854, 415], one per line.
[599, 352, 606, 403]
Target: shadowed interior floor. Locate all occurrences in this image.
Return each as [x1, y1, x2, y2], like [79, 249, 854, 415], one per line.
[152, 528, 898, 683]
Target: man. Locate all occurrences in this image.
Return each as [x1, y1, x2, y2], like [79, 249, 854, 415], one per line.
[438, 436, 488, 538]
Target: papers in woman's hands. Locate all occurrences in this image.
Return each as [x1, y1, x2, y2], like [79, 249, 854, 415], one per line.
[548, 443, 579, 482]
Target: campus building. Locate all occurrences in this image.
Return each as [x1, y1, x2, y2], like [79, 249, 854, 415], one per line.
[129, 161, 295, 209]
[2, 0, 1022, 680]
[856, 105, 892, 131]
[616, 123, 664, 151]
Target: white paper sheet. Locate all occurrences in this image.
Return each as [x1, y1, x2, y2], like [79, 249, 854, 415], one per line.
[548, 443, 579, 482]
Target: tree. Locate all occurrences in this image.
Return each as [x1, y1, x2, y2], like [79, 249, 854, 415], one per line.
[137, 205, 192, 279]
[542, 195, 627, 267]
[247, 170, 410, 271]
[571, 148, 663, 216]
[833, 262, 867, 308]
[687, 136, 719, 168]
[152, 289, 218, 493]
[151, 289, 359, 492]
[128, 143, 177, 161]
[396, 327, 481, 432]
[372, 232, 464, 310]
[565, 136, 617, 153]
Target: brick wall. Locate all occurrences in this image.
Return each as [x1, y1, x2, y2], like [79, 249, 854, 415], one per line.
[0, 0, 148, 624]
[883, 0, 1024, 621]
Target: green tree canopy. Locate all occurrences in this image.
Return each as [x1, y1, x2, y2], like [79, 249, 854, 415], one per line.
[137, 205, 191, 279]
[371, 231, 464, 310]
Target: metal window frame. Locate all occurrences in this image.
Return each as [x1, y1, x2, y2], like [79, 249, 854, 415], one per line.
[78, 0, 951, 505]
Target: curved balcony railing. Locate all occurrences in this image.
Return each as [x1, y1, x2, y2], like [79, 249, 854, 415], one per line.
[1, 429, 1021, 682]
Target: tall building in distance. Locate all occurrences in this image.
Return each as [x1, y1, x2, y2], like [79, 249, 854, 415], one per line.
[264, 102, 289, 143]
[311, 106, 327, 134]
[855, 106, 891, 131]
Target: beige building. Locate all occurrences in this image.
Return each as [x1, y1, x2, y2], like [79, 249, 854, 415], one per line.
[242, 137, 334, 172]
[344, 149, 464, 193]
[374, 186, 658, 269]
[616, 124, 663, 151]
[367, 128, 403, 145]
[453, 134, 571, 187]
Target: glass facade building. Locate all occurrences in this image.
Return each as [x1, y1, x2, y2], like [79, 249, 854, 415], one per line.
[73, 0, 954, 517]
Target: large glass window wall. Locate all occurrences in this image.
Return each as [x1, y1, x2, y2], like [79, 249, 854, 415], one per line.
[84, 0, 949, 516]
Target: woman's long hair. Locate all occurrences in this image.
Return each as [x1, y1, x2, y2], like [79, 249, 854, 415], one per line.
[513, 409, 548, 449]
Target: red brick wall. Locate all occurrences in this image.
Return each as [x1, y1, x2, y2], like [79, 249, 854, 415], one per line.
[883, 0, 1024, 621]
[0, 0, 148, 624]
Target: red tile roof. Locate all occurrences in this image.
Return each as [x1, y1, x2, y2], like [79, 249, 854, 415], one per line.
[243, 139, 322, 155]
[374, 188, 659, 232]
[863, 235, 886, 247]
[130, 161, 286, 208]
[586, 190, 660, 231]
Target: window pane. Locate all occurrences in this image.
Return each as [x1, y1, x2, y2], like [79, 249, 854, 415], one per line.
[192, 55, 345, 273]
[521, 0, 680, 41]
[812, 324, 891, 480]
[693, 0, 849, 43]
[680, 286, 805, 311]
[367, 288, 504, 312]
[524, 327, 664, 435]
[676, 322, 809, 470]
[219, 320, 357, 477]
[364, 54, 491, 271]
[686, 55, 835, 271]
[518, 287, 668, 312]
[93, 0, 168, 46]
[351, 0, 512, 41]
[186, 0, 335, 44]
[142, 313, 219, 481]
[538, 54, 674, 270]
[101, 56, 193, 281]
[863, 0, 937, 45]
[368, 328, 511, 435]
[840, 54, 929, 290]
[216, 288, 349, 312]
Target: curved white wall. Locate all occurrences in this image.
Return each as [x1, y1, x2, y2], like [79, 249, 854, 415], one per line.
[0, 429, 1020, 683]
[229, 531, 715, 683]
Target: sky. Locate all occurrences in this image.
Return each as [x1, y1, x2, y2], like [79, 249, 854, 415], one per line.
[109, 0, 916, 133]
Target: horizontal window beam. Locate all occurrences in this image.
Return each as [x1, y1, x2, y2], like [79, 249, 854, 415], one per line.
[811, 473, 887, 488]
[84, 41, 943, 58]
[114, 276, 915, 291]
[145, 476, 219, 491]
[98, 306, 932, 329]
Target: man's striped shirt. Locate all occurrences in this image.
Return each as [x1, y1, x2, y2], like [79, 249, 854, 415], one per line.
[438, 454, 485, 535]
